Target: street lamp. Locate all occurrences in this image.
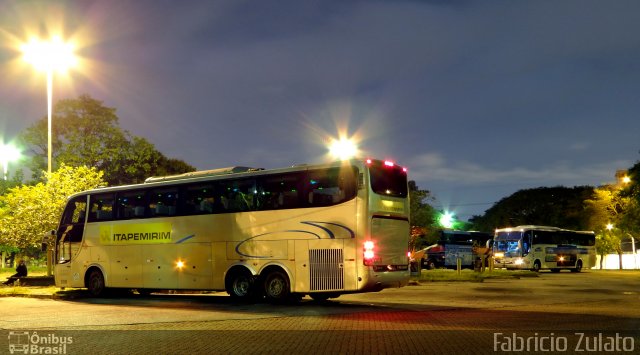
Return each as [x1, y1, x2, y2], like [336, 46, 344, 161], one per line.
[0, 143, 20, 180]
[21, 36, 76, 175]
[328, 137, 358, 161]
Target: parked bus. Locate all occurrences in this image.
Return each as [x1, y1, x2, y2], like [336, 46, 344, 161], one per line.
[47, 158, 410, 302]
[420, 230, 492, 269]
[493, 225, 596, 272]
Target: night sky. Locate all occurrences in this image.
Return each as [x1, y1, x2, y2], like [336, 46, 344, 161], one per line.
[1, 1, 639, 221]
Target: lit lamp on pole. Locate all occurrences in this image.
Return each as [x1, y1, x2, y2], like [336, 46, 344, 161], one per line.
[0, 143, 20, 180]
[328, 137, 358, 161]
[21, 36, 76, 175]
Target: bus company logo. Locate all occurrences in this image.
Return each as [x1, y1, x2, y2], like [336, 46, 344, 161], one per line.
[99, 222, 173, 245]
[7, 331, 73, 354]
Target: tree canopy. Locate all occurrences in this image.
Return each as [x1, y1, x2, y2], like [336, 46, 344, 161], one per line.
[0, 165, 105, 250]
[408, 181, 439, 249]
[469, 186, 594, 232]
[20, 94, 196, 185]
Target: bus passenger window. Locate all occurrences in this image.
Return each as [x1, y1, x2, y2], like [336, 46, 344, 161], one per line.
[256, 173, 301, 210]
[89, 193, 115, 222]
[219, 179, 256, 212]
[306, 167, 356, 207]
[117, 191, 147, 219]
[149, 188, 178, 217]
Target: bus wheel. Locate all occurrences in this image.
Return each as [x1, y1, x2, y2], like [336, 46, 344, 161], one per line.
[532, 260, 541, 272]
[87, 269, 106, 297]
[226, 269, 256, 300]
[263, 270, 291, 303]
[571, 260, 583, 273]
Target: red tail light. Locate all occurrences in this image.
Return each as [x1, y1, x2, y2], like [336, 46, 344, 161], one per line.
[364, 241, 375, 265]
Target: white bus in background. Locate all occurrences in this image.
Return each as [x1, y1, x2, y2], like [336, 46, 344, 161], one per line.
[493, 225, 596, 272]
[49, 158, 410, 302]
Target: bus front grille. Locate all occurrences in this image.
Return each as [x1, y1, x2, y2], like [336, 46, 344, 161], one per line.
[309, 249, 344, 291]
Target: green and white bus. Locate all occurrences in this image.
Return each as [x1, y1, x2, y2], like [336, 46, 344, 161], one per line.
[49, 158, 410, 302]
[493, 225, 596, 272]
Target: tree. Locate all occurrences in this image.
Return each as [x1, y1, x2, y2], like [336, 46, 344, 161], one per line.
[585, 183, 631, 269]
[469, 186, 594, 232]
[0, 165, 105, 250]
[19, 94, 196, 185]
[408, 181, 438, 249]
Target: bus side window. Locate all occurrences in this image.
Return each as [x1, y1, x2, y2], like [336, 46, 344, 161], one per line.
[219, 179, 256, 212]
[117, 190, 147, 219]
[306, 168, 351, 207]
[182, 183, 217, 215]
[256, 173, 301, 210]
[149, 188, 178, 217]
[88, 193, 115, 222]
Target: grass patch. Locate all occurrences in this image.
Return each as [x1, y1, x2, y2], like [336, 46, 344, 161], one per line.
[0, 265, 49, 279]
[413, 268, 539, 283]
[0, 285, 60, 297]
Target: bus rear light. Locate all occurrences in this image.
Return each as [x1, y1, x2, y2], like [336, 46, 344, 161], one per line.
[364, 241, 375, 265]
[366, 159, 373, 165]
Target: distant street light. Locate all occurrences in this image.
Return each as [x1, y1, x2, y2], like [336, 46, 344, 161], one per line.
[606, 223, 614, 231]
[21, 36, 76, 175]
[439, 211, 455, 229]
[622, 176, 631, 184]
[0, 144, 20, 180]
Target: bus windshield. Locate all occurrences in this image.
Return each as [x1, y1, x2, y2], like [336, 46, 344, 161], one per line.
[494, 231, 522, 257]
[369, 161, 407, 198]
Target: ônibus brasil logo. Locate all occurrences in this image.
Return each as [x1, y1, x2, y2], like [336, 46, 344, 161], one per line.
[8, 331, 73, 354]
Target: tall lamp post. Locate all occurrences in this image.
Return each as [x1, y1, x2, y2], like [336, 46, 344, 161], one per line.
[0, 143, 20, 180]
[21, 36, 76, 176]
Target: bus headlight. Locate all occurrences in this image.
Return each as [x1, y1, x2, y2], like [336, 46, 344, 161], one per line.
[514, 258, 524, 265]
[494, 252, 504, 258]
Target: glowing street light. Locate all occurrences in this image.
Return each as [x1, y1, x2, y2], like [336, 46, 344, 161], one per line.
[22, 36, 77, 175]
[622, 176, 631, 184]
[328, 137, 358, 161]
[439, 211, 455, 229]
[606, 223, 614, 231]
[0, 144, 20, 180]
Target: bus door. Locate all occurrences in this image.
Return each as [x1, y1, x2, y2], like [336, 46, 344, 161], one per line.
[56, 195, 88, 264]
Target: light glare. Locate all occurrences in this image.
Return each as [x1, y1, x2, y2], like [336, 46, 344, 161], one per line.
[22, 36, 77, 73]
[328, 138, 358, 161]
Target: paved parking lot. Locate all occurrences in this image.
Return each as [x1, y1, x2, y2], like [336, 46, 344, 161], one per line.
[1, 270, 639, 354]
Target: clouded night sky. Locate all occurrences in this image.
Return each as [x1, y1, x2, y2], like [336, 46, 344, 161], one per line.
[1, 0, 639, 220]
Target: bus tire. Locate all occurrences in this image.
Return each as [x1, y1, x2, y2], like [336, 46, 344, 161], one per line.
[226, 268, 257, 300]
[87, 268, 106, 297]
[571, 260, 583, 273]
[532, 260, 541, 272]
[263, 270, 291, 303]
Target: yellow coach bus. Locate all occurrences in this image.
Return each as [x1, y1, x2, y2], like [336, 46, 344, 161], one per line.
[49, 158, 410, 302]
